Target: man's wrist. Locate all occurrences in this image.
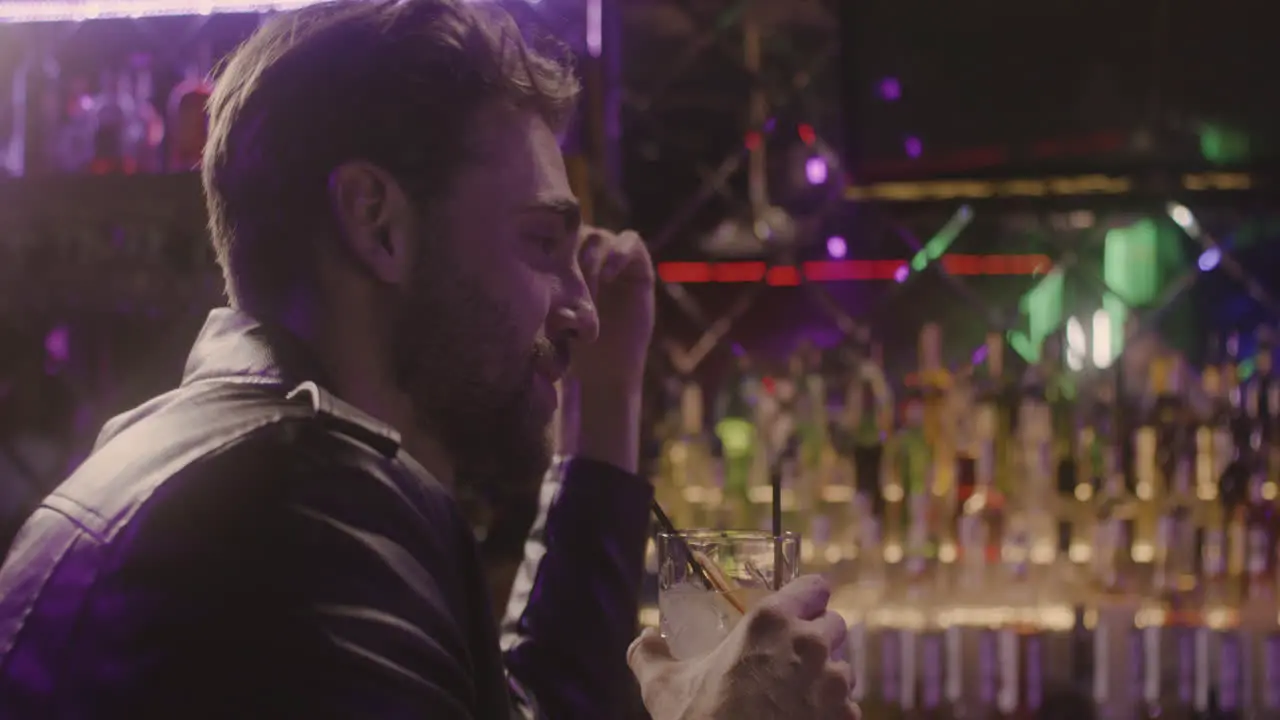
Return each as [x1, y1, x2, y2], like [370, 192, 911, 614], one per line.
[567, 378, 643, 475]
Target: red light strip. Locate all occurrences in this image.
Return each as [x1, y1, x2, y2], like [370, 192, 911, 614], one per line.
[658, 255, 1052, 285]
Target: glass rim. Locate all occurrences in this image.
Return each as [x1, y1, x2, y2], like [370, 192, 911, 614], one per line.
[656, 530, 800, 542]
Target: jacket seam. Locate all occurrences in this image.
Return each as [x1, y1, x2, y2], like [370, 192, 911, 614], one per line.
[50, 415, 308, 705]
[0, 523, 87, 673]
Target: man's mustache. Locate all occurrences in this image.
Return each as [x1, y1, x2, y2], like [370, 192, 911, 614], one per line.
[533, 335, 572, 373]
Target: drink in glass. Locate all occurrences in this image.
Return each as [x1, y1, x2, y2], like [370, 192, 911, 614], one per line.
[657, 530, 801, 660]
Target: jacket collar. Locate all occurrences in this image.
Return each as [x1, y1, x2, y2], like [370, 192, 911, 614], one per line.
[181, 308, 323, 388]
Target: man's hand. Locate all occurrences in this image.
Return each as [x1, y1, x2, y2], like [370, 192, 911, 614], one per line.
[570, 227, 655, 390]
[628, 576, 860, 720]
[560, 227, 654, 473]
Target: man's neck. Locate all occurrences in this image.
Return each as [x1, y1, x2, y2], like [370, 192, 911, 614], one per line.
[276, 302, 458, 488]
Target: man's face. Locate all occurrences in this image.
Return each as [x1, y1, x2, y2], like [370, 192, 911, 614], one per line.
[393, 107, 594, 496]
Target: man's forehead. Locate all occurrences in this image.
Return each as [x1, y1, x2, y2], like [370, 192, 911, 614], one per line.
[462, 108, 574, 212]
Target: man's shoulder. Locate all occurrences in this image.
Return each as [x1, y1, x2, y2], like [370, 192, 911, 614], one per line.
[55, 379, 436, 542]
[5, 379, 459, 588]
[0, 381, 483, 716]
[0, 377, 461, 629]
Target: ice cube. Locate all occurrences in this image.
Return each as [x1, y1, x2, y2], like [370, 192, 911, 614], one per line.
[659, 585, 738, 660]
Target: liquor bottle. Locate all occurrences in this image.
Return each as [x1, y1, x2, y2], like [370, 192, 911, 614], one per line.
[847, 340, 893, 507]
[715, 353, 759, 529]
[1133, 355, 1172, 562]
[795, 341, 831, 485]
[903, 576, 951, 720]
[1073, 379, 1108, 560]
[55, 76, 96, 173]
[166, 45, 215, 172]
[842, 340, 893, 561]
[88, 70, 142, 175]
[974, 331, 1015, 557]
[1153, 442, 1203, 601]
[1091, 428, 1139, 592]
[659, 376, 713, 528]
[1197, 510, 1239, 720]
[1199, 337, 1234, 505]
[793, 342, 836, 564]
[768, 369, 805, 538]
[841, 495, 886, 719]
[950, 365, 979, 536]
[1039, 330, 1083, 561]
[1019, 332, 1060, 566]
[954, 512, 991, 604]
[918, 324, 956, 558]
[1221, 331, 1252, 511]
[1243, 472, 1277, 603]
[5, 48, 60, 177]
[995, 519, 1044, 720]
[895, 386, 934, 574]
[1217, 502, 1249, 720]
[1091, 430, 1144, 720]
[1245, 329, 1279, 447]
[129, 54, 165, 174]
[1239, 474, 1279, 720]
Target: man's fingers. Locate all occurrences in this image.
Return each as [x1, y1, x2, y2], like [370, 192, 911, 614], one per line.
[815, 661, 854, 710]
[761, 574, 830, 621]
[578, 230, 606, 298]
[808, 610, 849, 657]
[627, 627, 675, 685]
[599, 230, 654, 284]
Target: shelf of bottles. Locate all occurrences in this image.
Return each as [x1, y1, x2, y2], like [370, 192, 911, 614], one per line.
[0, 16, 261, 181]
[0, 19, 266, 314]
[643, 322, 1280, 719]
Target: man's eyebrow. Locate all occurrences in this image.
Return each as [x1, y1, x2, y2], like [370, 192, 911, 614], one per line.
[522, 196, 581, 230]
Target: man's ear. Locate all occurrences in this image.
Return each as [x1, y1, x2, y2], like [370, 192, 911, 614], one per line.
[328, 161, 415, 285]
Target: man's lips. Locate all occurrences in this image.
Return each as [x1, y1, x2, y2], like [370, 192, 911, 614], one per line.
[534, 353, 569, 385]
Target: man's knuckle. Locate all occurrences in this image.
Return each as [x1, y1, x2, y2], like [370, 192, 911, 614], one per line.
[793, 629, 827, 654]
[746, 606, 788, 638]
[822, 662, 851, 688]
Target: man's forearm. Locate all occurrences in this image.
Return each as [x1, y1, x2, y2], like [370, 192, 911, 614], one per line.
[558, 379, 643, 475]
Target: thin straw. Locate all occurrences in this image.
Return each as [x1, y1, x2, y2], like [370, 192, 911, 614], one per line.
[771, 460, 783, 591]
[650, 499, 715, 591]
[650, 501, 746, 614]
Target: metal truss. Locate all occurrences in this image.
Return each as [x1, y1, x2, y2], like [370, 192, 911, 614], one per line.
[616, 0, 1279, 378]
[619, 0, 839, 370]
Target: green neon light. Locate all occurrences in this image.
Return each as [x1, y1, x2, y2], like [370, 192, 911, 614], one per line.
[907, 205, 974, 275]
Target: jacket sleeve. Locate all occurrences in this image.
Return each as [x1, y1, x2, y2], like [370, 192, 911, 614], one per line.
[500, 456, 654, 719]
[58, 453, 490, 720]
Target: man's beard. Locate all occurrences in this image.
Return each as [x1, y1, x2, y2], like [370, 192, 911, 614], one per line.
[392, 265, 555, 502]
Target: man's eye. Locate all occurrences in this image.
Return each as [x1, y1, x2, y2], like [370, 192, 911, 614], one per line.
[533, 235, 562, 254]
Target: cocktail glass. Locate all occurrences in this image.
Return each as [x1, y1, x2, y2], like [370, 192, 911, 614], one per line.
[657, 530, 801, 660]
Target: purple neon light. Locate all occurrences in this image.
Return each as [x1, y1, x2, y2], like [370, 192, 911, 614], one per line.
[879, 77, 901, 102]
[805, 157, 828, 185]
[585, 0, 601, 56]
[0, 1, 311, 22]
[0, 0, 519, 23]
[826, 236, 847, 259]
[45, 325, 70, 364]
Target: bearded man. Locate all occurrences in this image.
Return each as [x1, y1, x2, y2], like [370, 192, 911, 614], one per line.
[0, 2, 856, 718]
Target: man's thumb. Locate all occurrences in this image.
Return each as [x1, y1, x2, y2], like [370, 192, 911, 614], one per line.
[627, 627, 675, 681]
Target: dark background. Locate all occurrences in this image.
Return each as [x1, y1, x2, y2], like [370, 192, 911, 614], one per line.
[840, 0, 1274, 179]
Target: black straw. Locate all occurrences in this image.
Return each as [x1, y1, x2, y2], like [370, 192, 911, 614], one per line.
[650, 499, 714, 589]
[770, 463, 783, 591]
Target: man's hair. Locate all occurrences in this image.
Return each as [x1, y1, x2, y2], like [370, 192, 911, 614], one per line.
[202, 0, 580, 311]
